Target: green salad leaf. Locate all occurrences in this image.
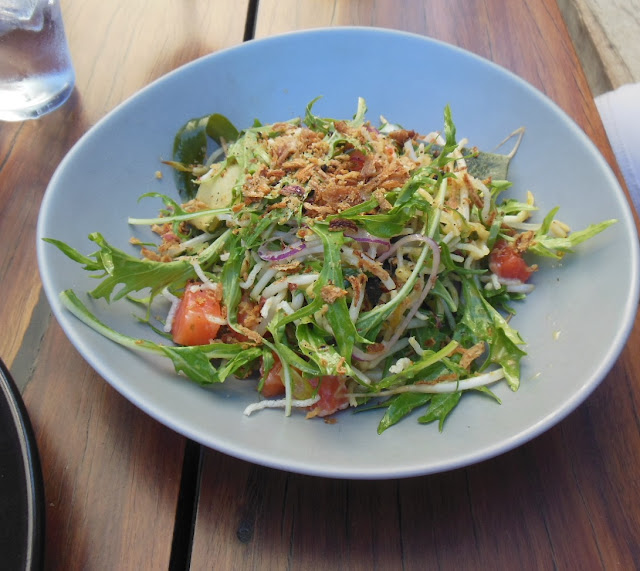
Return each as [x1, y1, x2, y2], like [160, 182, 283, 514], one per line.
[45, 98, 617, 433]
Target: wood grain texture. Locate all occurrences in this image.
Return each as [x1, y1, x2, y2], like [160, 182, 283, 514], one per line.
[559, 0, 640, 95]
[0, 109, 84, 368]
[190, 1, 640, 569]
[60, 0, 249, 127]
[23, 322, 186, 569]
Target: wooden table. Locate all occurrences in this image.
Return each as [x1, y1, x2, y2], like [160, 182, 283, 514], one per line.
[559, 0, 640, 95]
[2, 1, 639, 568]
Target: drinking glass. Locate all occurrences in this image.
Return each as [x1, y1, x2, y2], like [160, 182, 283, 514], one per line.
[0, 0, 75, 121]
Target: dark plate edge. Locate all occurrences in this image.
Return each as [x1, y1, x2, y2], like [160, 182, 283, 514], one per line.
[0, 359, 45, 570]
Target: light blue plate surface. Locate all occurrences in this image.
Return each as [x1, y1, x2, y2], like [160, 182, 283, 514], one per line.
[37, 28, 639, 479]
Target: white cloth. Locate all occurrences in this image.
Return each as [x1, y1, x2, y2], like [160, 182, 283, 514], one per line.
[595, 82, 640, 211]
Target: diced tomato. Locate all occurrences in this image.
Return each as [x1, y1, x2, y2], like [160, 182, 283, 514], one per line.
[260, 356, 286, 398]
[307, 376, 350, 418]
[258, 356, 346, 413]
[258, 352, 349, 416]
[489, 239, 533, 282]
[259, 355, 313, 398]
[171, 284, 222, 346]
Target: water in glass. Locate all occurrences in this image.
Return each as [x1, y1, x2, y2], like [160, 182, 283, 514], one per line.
[0, 0, 74, 121]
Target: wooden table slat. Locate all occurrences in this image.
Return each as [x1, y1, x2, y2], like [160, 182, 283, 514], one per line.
[23, 323, 185, 568]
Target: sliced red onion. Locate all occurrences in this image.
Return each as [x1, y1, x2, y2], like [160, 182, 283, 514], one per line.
[344, 228, 391, 252]
[258, 237, 307, 262]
